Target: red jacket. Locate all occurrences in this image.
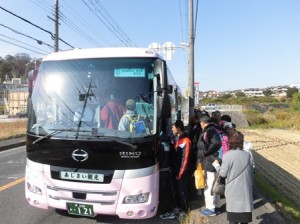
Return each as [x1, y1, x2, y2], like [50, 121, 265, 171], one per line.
[100, 100, 125, 129]
[174, 133, 191, 179]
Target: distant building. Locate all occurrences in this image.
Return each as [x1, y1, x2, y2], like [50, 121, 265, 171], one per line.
[12, 78, 21, 85]
[200, 83, 298, 99]
[243, 88, 264, 97]
[270, 86, 289, 97]
[6, 86, 28, 116]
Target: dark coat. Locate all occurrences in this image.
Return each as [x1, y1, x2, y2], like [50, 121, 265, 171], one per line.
[196, 123, 221, 172]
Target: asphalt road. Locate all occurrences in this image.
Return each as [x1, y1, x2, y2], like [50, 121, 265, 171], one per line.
[0, 146, 177, 224]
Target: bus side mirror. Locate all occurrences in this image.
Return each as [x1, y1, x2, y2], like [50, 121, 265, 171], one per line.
[167, 85, 173, 94]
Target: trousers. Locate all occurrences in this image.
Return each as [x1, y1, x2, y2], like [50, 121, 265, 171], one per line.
[204, 171, 221, 210]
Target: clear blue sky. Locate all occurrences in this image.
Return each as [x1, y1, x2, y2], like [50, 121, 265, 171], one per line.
[0, 0, 300, 92]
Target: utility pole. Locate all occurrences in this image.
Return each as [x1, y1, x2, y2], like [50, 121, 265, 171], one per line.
[188, 0, 195, 118]
[54, 0, 59, 52]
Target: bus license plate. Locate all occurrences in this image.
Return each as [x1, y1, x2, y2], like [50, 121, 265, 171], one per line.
[67, 202, 94, 217]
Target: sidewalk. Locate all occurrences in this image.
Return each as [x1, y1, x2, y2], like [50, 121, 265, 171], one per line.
[185, 188, 287, 224]
[0, 137, 26, 152]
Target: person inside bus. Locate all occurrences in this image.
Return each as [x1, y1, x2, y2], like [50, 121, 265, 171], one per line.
[100, 93, 125, 129]
[118, 99, 148, 133]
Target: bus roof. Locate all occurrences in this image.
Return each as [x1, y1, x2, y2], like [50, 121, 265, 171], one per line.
[43, 47, 163, 61]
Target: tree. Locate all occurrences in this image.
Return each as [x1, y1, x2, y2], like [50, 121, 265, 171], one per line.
[292, 92, 300, 104]
[220, 94, 232, 99]
[0, 60, 12, 81]
[0, 53, 32, 81]
[235, 91, 246, 97]
[263, 89, 273, 97]
[286, 87, 299, 98]
[11, 53, 31, 79]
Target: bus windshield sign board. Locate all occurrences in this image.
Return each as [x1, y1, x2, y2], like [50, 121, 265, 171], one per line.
[114, 68, 145, 77]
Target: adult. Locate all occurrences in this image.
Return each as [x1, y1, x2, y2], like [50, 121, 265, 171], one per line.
[118, 99, 146, 133]
[223, 122, 235, 137]
[160, 120, 191, 219]
[213, 131, 254, 224]
[197, 114, 222, 217]
[100, 93, 125, 129]
[211, 110, 223, 129]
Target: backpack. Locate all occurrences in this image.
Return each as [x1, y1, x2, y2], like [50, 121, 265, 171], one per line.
[215, 129, 229, 158]
[203, 128, 229, 159]
[124, 114, 146, 134]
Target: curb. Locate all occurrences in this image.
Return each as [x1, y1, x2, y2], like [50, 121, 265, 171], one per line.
[0, 139, 26, 152]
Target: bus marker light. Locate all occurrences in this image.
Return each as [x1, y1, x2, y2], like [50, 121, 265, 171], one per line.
[137, 210, 146, 217]
[127, 211, 134, 216]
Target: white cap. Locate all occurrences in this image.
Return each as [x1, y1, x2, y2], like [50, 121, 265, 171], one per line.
[223, 122, 233, 129]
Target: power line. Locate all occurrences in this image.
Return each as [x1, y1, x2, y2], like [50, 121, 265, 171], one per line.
[30, 0, 53, 14]
[0, 23, 56, 51]
[93, 0, 135, 46]
[60, 0, 110, 46]
[0, 5, 74, 49]
[178, 0, 189, 42]
[81, 0, 134, 47]
[31, 0, 105, 47]
[0, 38, 47, 55]
[194, 0, 199, 37]
[0, 34, 50, 54]
[59, 12, 104, 47]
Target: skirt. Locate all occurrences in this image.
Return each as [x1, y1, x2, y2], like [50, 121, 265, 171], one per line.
[227, 212, 252, 223]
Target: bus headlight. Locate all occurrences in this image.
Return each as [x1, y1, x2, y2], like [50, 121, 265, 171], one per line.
[27, 182, 42, 195]
[123, 193, 150, 204]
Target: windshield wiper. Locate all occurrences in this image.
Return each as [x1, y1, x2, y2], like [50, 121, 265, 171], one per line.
[112, 139, 138, 151]
[32, 128, 89, 145]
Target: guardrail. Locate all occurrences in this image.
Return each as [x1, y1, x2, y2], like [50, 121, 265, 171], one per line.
[218, 104, 243, 111]
[200, 104, 243, 111]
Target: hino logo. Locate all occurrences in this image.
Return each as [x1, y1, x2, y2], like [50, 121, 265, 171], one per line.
[119, 151, 141, 158]
[72, 149, 89, 162]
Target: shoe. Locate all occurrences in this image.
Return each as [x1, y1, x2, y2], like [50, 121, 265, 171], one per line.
[159, 212, 176, 220]
[200, 208, 216, 217]
[172, 207, 182, 215]
[215, 207, 221, 214]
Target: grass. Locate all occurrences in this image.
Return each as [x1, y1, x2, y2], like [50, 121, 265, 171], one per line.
[254, 171, 300, 224]
[0, 120, 27, 140]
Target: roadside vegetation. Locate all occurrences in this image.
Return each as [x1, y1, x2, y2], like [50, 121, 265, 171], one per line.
[0, 120, 27, 140]
[201, 92, 300, 223]
[200, 91, 300, 129]
[255, 172, 300, 224]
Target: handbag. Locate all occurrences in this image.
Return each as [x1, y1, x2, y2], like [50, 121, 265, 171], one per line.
[212, 174, 225, 196]
[194, 163, 206, 189]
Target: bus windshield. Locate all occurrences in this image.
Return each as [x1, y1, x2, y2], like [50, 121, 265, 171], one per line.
[28, 58, 157, 139]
